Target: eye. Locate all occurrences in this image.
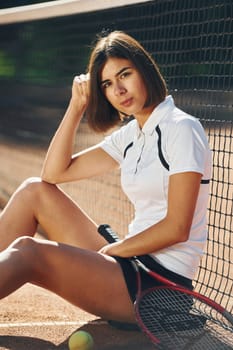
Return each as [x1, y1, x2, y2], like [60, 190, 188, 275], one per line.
[120, 71, 131, 79]
[101, 81, 111, 90]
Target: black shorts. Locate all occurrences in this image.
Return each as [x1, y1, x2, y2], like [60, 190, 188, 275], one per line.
[114, 254, 193, 303]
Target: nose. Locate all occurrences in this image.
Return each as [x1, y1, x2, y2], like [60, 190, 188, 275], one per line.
[114, 81, 126, 96]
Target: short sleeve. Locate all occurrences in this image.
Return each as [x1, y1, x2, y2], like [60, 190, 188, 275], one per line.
[166, 117, 210, 176]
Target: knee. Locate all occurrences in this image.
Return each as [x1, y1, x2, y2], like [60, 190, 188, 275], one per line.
[10, 236, 53, 282]
[10, 236, 44, 279]
[12, 236, 38, 260]
[17, 177, 42, 195]
[17, 177, 56, 202]
[19, 177, 43, 191]
[9, 236, 38, 273]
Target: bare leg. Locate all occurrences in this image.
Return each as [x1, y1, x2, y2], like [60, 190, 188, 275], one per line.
[0, 177, 106, 251]
[0, 236, 135, 323]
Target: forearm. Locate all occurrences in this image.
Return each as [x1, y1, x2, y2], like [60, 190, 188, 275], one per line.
[41, 98, 85, 183]
[101, 172, 201, 258]
[100, 218, 186, 258]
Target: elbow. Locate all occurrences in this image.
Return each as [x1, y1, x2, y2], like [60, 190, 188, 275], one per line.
[167, 217, 191, 244]
[174, 224, 191, 243]
[40, 170, 58, 184]
[41, 176, 56, 185]
[178, 232, 190, 243]
[166, 214, 192, 244]
[42, 178, 57, 185]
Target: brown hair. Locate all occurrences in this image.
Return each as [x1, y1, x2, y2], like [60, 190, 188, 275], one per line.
[86, 31, 167, 132]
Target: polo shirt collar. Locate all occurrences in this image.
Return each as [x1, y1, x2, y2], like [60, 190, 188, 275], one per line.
[135, 95, 175, 139]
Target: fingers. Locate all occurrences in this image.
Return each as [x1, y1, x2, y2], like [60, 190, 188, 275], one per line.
[72, 73, 90, 105]
[74, 73, 90, 95]
[74, 73, 90, 84]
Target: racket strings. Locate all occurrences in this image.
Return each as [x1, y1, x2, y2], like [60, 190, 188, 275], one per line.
[136, 287, 233, 349]
[191, 300, 233, 332]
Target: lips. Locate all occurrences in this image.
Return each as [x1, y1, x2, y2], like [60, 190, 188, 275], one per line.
[120, 97, 133, 107]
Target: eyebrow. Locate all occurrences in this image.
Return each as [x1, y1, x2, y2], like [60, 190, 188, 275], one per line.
[100, 66, 132, 86]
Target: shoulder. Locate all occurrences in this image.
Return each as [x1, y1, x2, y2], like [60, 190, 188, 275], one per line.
[161, 106, 205, 140]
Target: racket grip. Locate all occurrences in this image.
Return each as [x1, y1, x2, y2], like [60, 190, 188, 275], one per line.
[98, 224, 119, 243]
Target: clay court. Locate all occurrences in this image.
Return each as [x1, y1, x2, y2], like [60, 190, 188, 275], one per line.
[0, 285, 154, 349]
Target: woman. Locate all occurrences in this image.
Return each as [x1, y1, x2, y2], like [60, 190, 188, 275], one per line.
[0, 31, 212, 325]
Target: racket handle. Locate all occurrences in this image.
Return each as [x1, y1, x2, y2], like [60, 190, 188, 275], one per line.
[98, 224, 119, 243]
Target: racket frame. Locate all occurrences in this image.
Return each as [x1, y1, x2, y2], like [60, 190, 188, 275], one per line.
[98, 224, 233, 328]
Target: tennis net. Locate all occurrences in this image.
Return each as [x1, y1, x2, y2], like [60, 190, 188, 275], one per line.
[0, 0, 232, 313]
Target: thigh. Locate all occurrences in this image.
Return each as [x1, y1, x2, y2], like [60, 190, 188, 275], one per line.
[31, 238, 135, 323]
[33, 180, 106, 250]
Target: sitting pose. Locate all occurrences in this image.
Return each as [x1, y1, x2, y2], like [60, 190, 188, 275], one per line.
[0, 31, 212, 325]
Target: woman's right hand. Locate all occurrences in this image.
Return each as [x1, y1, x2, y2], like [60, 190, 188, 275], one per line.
[71, 73, 90, 113]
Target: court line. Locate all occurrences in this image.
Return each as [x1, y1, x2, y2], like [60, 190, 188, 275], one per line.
[0, 320, 107, 328]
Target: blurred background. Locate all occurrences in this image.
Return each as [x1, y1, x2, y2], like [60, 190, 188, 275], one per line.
[0, 0, 232, 312]
[0, 0, 232, 146]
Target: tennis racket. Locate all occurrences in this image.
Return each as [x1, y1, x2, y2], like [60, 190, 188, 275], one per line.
[98, 224, 233, 349]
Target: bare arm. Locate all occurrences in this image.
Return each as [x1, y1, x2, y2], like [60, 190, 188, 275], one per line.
[41, 76, 118, 183]
[100, 171, 202, 256]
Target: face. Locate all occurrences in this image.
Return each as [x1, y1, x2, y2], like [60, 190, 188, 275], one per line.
[100, 57, 154, 125]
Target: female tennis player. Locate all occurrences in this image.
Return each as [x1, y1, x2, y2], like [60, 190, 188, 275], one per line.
[0, 31, 212, 326]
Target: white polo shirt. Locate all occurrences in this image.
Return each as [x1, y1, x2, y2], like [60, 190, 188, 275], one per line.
[99, 95, 212, 279]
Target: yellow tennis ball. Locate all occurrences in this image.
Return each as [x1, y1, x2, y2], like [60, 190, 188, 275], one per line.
[68, 330, 94, 350]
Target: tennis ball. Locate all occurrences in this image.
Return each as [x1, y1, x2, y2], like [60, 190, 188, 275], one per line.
[68, 330, 94, 350]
